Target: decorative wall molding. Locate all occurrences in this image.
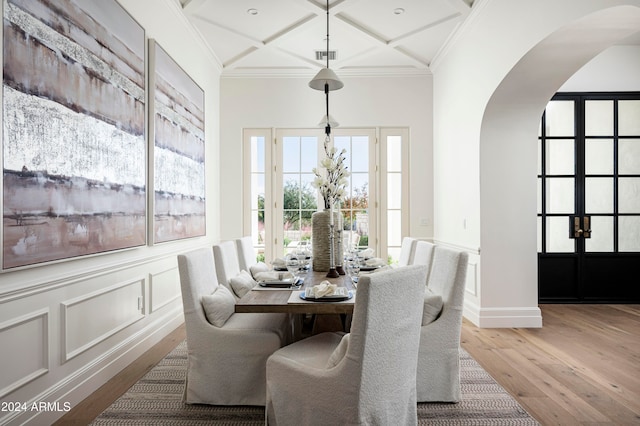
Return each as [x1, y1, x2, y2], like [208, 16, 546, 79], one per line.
[0, 309, 49, 398]
[61, 278, 145, 362]
[149, 267, 181, 313]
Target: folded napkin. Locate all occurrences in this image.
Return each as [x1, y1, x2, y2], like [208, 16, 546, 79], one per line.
[311, 281, 337, 298]
[365, 257, 386, 267]
[254, 271, 293, 282]
[271, 258, 286, 268]
[359, 248, 375, 259]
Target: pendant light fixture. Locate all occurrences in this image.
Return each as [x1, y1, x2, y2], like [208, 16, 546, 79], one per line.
[309, 0, 343, 137]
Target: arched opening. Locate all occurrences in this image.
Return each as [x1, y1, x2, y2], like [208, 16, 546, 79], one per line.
[479, 6, 640, 323]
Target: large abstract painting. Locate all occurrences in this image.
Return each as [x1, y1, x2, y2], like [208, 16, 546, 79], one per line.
[2, 0, 146, 269]
[151, 40, 205, 243]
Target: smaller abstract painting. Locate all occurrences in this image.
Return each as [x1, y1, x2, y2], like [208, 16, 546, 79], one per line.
[151, 40, 205, 243]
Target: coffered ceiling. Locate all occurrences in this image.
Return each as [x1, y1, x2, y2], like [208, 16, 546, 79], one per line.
[179, 0, 475, 76]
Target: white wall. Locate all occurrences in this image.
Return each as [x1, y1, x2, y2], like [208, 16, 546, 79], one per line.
[219, 74, 433, 243]
[0, 1, 220, 424]
[432, 0, 640, 327]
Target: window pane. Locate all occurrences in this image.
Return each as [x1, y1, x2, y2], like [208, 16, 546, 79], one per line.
[545, 178, 574, 213]
[619, 100, 640, 136]
[387, 210, 401, 246]
[545, 139, 574, 175]
[585, 139, 613, 175]
[300, 137, 318, 172]
[619, 178, 640, 213]
[351, 136, 369, 172]
[537, 178, 542, 214]
[585, 216, 613, 252]
[282, 137, 300, 172]
[537, 216, 542, 252]
[585, 100, 613, 136]
[585, 177, 613, 214]
[619, 216, 640, 251]
[387, 173, 402, 209]
[545, 100, 574, 136]
[251, 136, 265, 173]
[546, 216, 574, 252]
[250, 174, 264, 209]
[619, 139, 640, 174]
[387, 136, 402, 172]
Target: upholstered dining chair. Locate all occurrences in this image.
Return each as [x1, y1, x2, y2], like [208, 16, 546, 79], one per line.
[265, 265, 428, 426]
[411, 240, 435, 277]
[235, 236, 270, 278]
[177, 247, 291, 406]
[398, 236, 417, 266]
[212, 240, 242, 292]
[416, 245, 468, 402]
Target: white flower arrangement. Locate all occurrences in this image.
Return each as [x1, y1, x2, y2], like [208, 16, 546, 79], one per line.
[312, 139, 350, 209]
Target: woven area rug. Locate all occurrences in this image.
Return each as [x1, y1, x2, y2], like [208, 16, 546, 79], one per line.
[91, 341, 538, 425]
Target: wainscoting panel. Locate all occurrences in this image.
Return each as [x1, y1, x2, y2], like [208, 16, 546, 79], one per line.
[61, 278, 145, 362]
[0, 309, 49, 398]
[149, 267, 180, 313]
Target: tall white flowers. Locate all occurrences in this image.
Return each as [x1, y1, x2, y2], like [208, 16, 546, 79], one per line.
[312, 138, 349, 210]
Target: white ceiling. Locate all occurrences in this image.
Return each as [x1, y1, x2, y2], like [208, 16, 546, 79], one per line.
[179, 0, 475, 76]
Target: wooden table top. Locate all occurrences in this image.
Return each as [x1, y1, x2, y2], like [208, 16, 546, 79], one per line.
[234, 270, 356, 314]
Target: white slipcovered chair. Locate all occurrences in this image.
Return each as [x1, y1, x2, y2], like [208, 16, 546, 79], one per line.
[398, 236, 417, 266]
[412, 240, 435, 275]
[416, 245, 469, 402]
[266, 265, 428, 426]
[235, 236, 270, 278]
[212, 240, 242, 292]
[177, 247, 291, 405]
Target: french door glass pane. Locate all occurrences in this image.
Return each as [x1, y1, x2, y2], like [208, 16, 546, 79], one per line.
[585, 139, 613, 174]
[585, 177, 613, 213]
[619, 139, 640, 174]
[545, 101, 574, 136]
[251, 136, 265, 172]
[585, 100, 613, 136]
[387, 136, 402, 172]
[619, 178, 640, 213]
[251, 174, 264, 209]
[387, 210, 401, 246]
[546, 216, 574, 252]
[619, 216, 640, 251]
[619, 100, 640, 136]
[335, 135, 370, 249]
[585, 216, 613, 252]
[545, 139, 574, 174]
[545, 178, 574, 213]
[282, 137, 300, 173]
[387, 173, 402, 209]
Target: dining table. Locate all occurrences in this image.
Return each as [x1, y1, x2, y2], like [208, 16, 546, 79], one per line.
[235, 269, 356, 314]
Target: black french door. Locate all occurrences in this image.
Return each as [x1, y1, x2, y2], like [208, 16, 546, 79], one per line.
[538, 93, 640, 303]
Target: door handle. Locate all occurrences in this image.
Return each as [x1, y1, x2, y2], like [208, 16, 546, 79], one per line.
[583, 216, 591, 238]
[569, 216, 591, 239]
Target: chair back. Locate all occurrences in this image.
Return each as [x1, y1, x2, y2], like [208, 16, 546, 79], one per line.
[350, 265, 428, 425]
[212, 241, 241, 289]
[177, 248, 219, 327]
[398, 237, 417, 266]
[427, 245, 468, 309]
[235, 236, 257, 271]
[412, 240, 435, 276]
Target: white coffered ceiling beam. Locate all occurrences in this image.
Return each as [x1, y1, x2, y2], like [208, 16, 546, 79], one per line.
[444, 0, 472, 16]
[388, 13, 462, 46]
[181, 0, 208, 15]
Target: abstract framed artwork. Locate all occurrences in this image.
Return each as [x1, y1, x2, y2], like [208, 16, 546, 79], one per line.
[2, 0, 146, 269]
[150, 40, 205, 244]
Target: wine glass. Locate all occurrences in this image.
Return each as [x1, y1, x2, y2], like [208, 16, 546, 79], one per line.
[285, 253, 300, 285]
[345, 253, 360, 286]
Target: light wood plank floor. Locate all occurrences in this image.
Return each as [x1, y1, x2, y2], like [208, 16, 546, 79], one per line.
[56, 305, 640, 425]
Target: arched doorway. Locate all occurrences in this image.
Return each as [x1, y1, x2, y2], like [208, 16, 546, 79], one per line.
[479, 6, 640, 310]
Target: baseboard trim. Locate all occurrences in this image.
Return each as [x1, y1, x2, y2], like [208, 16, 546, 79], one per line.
[464, 301, 542, 328]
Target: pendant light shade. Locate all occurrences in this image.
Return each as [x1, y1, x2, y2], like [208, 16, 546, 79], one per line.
[318, 114, 339, 129]
[309, 67, 343, 91]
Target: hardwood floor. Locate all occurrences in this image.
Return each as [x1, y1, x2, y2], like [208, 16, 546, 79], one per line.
[56, 305, 640, 425]
[461, 304, 640, 425]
